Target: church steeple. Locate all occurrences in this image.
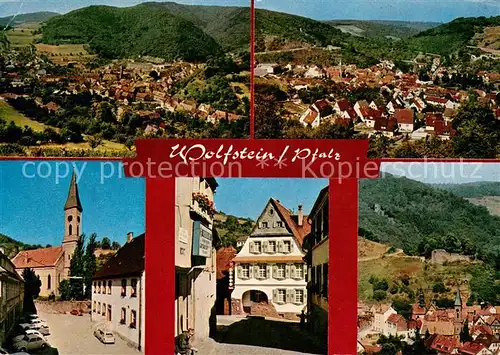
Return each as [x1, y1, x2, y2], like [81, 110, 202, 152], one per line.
[64, 172, 83, 212]
[63, 171, 83, 275]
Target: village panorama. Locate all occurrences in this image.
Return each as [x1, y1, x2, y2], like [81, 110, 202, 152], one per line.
[0, 3, 251, 157]
[253, 7, 500, 159]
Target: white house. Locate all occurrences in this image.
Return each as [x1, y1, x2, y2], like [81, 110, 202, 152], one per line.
[231, 198, 310, 319]
[92, 233, 145, 351]
[371, 304, 397, 334]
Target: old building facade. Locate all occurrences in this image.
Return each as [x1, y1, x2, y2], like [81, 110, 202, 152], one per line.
[303, 186, 329, 339]
[92, 233, 145, 351]
[175, 178, 219, 340]
[0, 248, 24, 345]
[12, 172, 82, 297]
[231, 198, 310, 320]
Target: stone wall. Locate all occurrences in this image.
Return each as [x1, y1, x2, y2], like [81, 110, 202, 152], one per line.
[35, 300, 91, 314]
[430, 249, 471, 264]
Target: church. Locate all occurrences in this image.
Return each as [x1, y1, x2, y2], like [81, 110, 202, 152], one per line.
[12, 172, 83, 297]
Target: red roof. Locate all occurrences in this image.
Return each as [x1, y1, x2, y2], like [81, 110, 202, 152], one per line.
[412, 304, 426, 315]
[425, 113, 443, 126]
[394, 108, 414, 125]
[426, 96, 448, 104]
[303, 110, 319, 124]
[12, 247, 64, 268]
[460, 341, 486, 355]
[387, 314, 408, 331]
[374, 117, 397, 132]
[216, 247, 237, 280]
[426, 334, 460, 354]
[336, 98, 350, 112]
[313, 99, 330, 113]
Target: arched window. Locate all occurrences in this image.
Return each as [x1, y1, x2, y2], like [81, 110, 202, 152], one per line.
[69, 224, 73, 235]
[47, 275, 51, 290]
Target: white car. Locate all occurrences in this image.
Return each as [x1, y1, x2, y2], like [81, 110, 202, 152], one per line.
[19, 318, 49, 331]
[13, 329, 46, 343]
[0, 346, 29, 355]
[13, 334, 48, 352]
[94, 328, 115, 344]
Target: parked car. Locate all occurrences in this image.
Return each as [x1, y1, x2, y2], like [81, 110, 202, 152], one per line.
[37, 324, 50, 336]
[94, 327, 115, 344]
[0, 346, 29, 355]
[19, 319, 48, 331]
[13, 334, 48, 352]
[70, 309, 82, 316]
[13, 329, 46, 343]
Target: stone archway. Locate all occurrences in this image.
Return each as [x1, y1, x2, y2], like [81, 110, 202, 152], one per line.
[241, 290, 279, 317]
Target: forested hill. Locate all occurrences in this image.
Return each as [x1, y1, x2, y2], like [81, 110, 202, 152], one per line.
[0, 11, 58, 27]
[358, 175, 500, 256]
[214, 212, 254, 248]
[143, 2, 250, 52]
[431, 181, 500, 198]
[405, 15, 500, 55]
[255, 8, 344, 51]
[40, 4, 224, 61]
[0, 233, 45, 259]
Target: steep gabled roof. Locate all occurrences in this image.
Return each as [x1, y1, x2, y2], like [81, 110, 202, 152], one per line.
[93, 234, 144, 280]
[270, 198, 311, 246]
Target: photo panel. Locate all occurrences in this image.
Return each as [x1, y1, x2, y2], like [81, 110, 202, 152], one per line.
[0, 160, 145, 354]
[0, 0, 252, 158]
[357, 162, 500, 354]
[252, 0, 500, 159]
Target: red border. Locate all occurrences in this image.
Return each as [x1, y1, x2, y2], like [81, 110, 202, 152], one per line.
[250, 0, 255, 139]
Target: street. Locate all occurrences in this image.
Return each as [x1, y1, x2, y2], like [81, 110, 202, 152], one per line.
[194, 316, 326, 355]
[38, 311, 140, 355]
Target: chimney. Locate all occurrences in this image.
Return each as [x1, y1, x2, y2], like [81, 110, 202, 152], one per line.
[298, 204, 303, 226]
[127, 232, 133, 243]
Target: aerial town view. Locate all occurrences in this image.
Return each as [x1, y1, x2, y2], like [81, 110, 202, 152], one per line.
[0, 161, 145, 354]
[0, 1, 250, 157]
[356, 163, 500, 354]
[254, 0, 500, 158]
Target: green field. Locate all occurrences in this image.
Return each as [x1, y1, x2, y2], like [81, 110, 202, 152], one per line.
[6, 24, 39, 47]
[0, 100, 50, 132]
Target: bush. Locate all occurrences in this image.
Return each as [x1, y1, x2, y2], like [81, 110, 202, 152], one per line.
[432, 282, 447, 293]
[373, 290, 387, 301]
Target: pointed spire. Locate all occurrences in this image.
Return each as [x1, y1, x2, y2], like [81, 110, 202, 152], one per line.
[455, 287, 462, 307]
[64, 172, 83, 212]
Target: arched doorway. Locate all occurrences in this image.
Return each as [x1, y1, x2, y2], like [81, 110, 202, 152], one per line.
[241, 290, 268, 314]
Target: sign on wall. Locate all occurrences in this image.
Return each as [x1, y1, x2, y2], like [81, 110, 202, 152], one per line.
[192, 221, 212, 257]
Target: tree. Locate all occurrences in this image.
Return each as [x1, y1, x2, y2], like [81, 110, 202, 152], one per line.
[432, 282, 447, 293]
[373, 290, 387, 301]
[100, 237, 111, 250]
[255, 92, 286, 139]
[392, 298, 412, 320]
[452, 101, 500, 158]
[69, 235, 86, 300]
[111, 241, 121, 250]
[460, 319, 472, 343]
[22, 268, 41, 313]
[86, 134, 103, 150]
[83, 233, 97, 299]
[58, 279, 71, 301]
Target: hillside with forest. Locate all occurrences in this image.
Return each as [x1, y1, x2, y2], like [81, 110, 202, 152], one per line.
[325, 20, 439, 39]
[358, 177, 500, 305]
[0, 11, 58, 27]
[431, 181, 500, 198]
[358, 174, 500, 256]
[255, 8, 344, 52]
[40, 4, 224, 61]
[214, 212, 254, 248]
[0, 233, 45, 259]
[143, 2, 250, 52]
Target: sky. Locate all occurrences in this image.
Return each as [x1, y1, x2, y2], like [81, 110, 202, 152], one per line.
[0, 161, 145, 246]
[215, 163, 499, 218]
[1, 0, 499, 22]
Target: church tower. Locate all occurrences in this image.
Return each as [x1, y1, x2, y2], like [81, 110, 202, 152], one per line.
[62, 172, 83, 276]
[454, 286, 463, 335]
